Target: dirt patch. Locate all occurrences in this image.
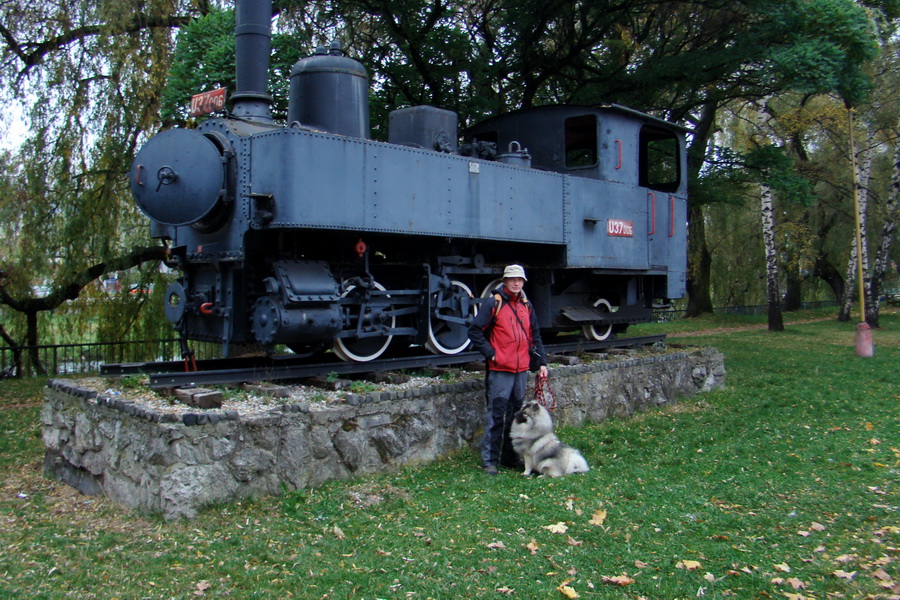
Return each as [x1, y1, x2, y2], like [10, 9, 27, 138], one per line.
[1, 461, 157, 533]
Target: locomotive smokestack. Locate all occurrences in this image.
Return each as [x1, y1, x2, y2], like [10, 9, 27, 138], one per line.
[232, 0, 273, 123]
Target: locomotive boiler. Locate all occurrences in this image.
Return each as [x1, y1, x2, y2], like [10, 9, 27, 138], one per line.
[130, 0, 688, 362]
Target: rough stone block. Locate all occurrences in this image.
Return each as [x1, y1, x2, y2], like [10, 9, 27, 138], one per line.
[242, 383, 291, 398]
[175, 387, 224, 409]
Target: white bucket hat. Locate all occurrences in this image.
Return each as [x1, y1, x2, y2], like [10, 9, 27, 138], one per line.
[502, 264, 527, 281]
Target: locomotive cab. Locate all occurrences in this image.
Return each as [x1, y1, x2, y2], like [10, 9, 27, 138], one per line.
[465, 104, 686, 192]
[465, 105, 688, 338]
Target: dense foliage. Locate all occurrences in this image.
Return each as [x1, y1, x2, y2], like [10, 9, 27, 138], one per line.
[0, 0, 896, 362]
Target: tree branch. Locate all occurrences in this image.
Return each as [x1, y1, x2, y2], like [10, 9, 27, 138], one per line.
[0, 245, 168, 313]
[1, 14, 192, 77]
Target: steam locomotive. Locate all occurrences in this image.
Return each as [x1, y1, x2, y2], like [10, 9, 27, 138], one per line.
[130, 0, 688, 362]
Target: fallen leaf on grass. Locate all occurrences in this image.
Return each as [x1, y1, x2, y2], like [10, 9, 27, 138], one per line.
[487, 541, 506, 549]
[773, 577, 806, 590]
[557, 583, 580, 598]
[786, 578, 806, 590]
[774, 562, 791, 573]
[833, 570, 857, 580]
[496, 586, 514, 595]
[677, 560, 701, 571]
[634, 560, 649, 569]
[544, 522, 568, 534]
[193, 580, 211, 596]
[601, 575, 635, 586]
[589, 509, 607, 526]
[835, 554, 856, 564]
[526, 540, 540, 554]
[566, 535, 582, 546]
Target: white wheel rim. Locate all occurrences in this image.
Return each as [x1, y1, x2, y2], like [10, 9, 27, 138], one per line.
[333, 281, 395, 362]
[582, 298, 614, 341]
[480, 278, 503, 300]
[425, 280, 475, 355]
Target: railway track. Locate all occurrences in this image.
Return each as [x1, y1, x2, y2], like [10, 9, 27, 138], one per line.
[101, 334, 666, 389]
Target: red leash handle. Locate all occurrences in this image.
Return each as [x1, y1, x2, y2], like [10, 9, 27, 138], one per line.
[533, 373, 557, 411]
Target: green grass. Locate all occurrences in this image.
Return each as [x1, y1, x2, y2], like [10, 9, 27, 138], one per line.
[0, 311, 897, 599]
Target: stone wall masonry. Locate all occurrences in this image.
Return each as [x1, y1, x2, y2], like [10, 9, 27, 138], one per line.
[42, 347, 725, 520]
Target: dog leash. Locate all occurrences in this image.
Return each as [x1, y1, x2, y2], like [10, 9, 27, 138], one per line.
[533, 373, 557, 411]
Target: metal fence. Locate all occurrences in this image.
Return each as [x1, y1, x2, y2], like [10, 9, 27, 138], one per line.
[0, 339, 221, 378]
[654, 300, 838, 322]
[0, 301, 840, 378]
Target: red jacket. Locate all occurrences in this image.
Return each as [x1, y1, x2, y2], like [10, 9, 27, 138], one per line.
[468, 288, 542, 373]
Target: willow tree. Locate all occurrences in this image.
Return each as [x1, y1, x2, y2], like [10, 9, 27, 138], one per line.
[0, 0, 200, 372]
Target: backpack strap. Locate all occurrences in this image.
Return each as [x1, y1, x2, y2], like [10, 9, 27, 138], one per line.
[484, 293, 503, 337]
[485, 291, 531, 336]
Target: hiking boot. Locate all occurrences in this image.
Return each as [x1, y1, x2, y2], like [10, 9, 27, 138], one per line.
[483, 464, 498, 475]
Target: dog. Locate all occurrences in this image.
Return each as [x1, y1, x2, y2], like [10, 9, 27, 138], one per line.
[509, 401, 589, 477]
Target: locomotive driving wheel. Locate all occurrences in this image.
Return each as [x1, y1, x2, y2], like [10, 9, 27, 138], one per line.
[425, 280, 476, 355]
[333, 281, 395, 362]
[582, 298, 615, 341]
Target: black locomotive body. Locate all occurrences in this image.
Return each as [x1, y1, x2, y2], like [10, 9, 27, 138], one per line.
[130, 0, 688, 361]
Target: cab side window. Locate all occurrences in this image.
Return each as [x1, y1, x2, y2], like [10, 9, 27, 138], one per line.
[565, 115, 598, 169]
[640, 126, 680, 192]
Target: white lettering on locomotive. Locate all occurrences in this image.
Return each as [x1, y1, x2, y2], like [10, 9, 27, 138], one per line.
[606, 219, 634, 237]
[190, 88, 227, 118]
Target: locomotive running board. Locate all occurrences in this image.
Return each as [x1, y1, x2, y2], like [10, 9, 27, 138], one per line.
[560, 305, 647, 325]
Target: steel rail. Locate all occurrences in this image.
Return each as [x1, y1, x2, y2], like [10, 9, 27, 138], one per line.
[102, 334, 665, 389]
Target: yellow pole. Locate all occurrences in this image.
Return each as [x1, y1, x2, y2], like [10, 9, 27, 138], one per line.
[848, 108, 873, 356]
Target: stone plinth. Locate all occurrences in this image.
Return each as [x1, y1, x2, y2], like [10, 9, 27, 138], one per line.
[42, 347, 725, 520]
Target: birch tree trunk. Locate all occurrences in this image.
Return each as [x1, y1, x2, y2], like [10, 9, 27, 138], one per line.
[761, 181, 784, 331]
[758, 100, 784, 331]
[838, 132, 872, 321]
[866, 123, 900, 327]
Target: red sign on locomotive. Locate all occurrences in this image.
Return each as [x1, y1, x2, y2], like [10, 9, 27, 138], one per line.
[190, 88, 227, 117]
[607, 218, 634, 237]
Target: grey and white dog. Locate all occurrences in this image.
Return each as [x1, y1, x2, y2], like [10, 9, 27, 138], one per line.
[509, 401, 589, 477]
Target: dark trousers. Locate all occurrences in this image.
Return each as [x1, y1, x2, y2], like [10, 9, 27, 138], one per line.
[480, 370, 527, 467]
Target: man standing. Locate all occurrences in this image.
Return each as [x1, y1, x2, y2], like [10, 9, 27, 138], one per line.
[468, 264, 548, 475]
